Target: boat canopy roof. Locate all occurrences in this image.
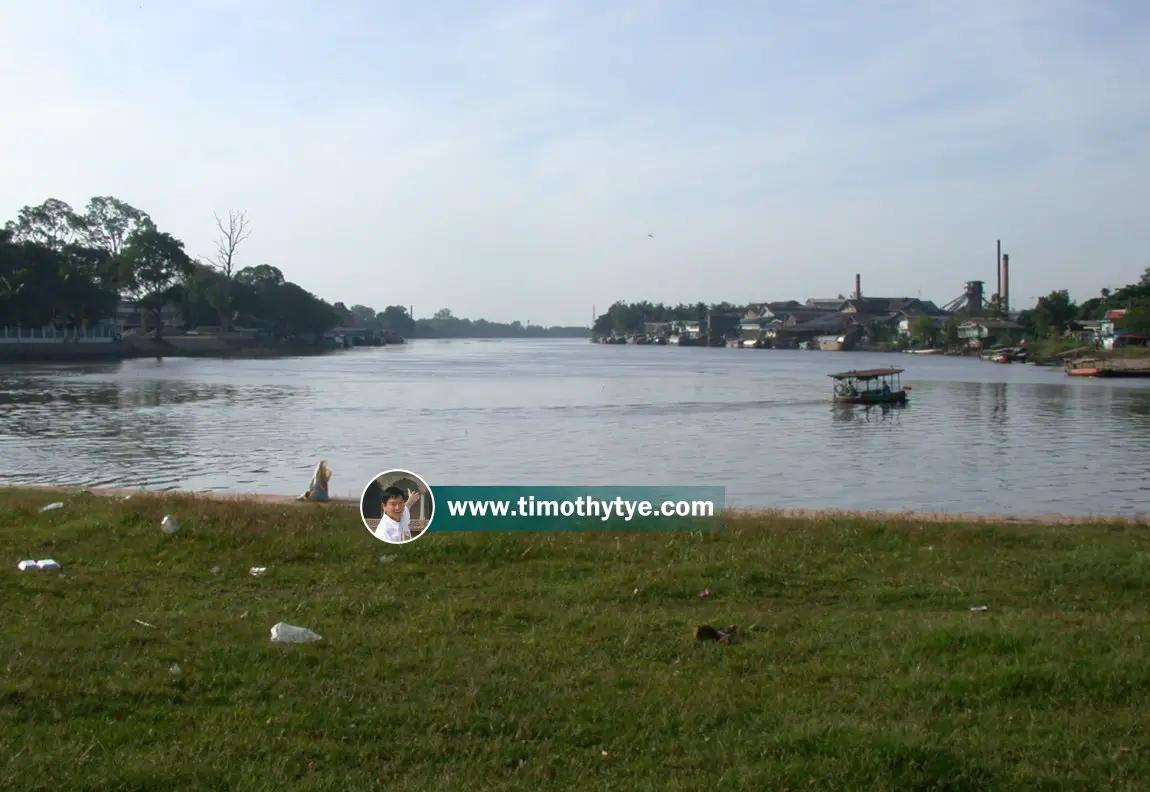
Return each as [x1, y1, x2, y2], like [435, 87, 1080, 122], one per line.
[828, 367, 904, 380]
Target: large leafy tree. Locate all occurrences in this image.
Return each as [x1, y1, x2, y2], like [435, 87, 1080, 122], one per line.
[116, 227, 195, 339]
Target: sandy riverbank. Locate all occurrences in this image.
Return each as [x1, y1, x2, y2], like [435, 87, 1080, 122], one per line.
[5, 483, 1145, 525]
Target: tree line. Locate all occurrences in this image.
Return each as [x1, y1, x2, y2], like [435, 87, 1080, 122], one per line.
[591, 300, 741, 337]
[415, 309, 587, 339]
[1019, 269, 1150, 337]
[0, 196, 587, 342]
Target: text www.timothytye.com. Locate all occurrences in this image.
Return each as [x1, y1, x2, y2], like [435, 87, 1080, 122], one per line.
[445, 495, 715, 522]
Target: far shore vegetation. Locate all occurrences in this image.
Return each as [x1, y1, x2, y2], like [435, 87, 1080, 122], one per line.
[0, 196, 587, 345]
[3, 486, 1148, 789]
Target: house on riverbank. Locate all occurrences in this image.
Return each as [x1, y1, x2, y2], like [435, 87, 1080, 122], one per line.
[958, 318, 1025, 348]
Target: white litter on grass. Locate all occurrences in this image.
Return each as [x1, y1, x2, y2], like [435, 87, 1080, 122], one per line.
[169, 663, 181, 675]
[250, 567, 268, 576]
[135, 619, 154, 628]
[270, 622, 322, 644]
[40, 502, 64, 512]
[160, 515, 180, 534]
[17, 559, 61, 571]
[970, 605, 989, 612]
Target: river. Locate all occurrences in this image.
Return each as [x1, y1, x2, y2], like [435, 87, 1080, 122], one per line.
[2, 339, 1148, 516]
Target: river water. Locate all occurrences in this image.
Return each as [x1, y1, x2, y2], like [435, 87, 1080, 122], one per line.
[2, 339, 1148, 516]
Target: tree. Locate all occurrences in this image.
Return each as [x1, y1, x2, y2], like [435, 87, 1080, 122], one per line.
[0, 229, 119, 331]
[1030, 290, 1078, 337]
[4, 198, 86, 250]
[349, 304, 377, 327]
[116, 227, 195, 339]
[910, 314, 939, 346]
[1118, 306, 1150, 334]
[181, 262, 236, 329]
[235, 264, 284, 289]
[257, 281, 339, 338]
[864, 319, 892, 343]
[944, 316, 961, 346]
[0, 236, 62, 326]
[56, 245, 119, 329]
[80, 196, 153, 256]
[379, 305, 415, 337]
[210, 210, 251, 278]
[1077, 287, 1116, 321]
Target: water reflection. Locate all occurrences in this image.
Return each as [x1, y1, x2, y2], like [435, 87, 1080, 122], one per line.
[0, 374, 301, 491]
[1115, 390, 1150, 430]
[989, 383, 1007, 424]
[0, 377, 293, 409]
[2, 341, 1150, 515]
[830, 403, 906, 423]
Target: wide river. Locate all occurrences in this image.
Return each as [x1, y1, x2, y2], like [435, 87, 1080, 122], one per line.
[2, 339, 1148, 516]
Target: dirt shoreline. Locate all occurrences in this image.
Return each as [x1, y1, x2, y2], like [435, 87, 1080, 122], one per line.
[4, 483, 1146, 525]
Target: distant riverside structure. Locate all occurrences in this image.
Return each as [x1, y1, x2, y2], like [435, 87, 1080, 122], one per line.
[592, 247, 1040, 351]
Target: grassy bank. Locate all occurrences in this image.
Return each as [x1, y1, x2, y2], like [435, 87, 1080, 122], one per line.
[3, 489, 1149, 790]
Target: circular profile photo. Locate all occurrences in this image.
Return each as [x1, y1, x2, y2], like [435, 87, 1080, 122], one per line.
[359, 469, 436, 545]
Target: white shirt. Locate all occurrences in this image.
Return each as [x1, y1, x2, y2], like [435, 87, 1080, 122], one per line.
[376, 506, 411, 543]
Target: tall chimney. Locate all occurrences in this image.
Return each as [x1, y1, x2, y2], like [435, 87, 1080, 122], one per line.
[854, 273, 861, 301]
[996, 239, 1002, 309]
[1001, 254, 1010, 315]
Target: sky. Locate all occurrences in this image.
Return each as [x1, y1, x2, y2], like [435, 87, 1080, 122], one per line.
[2, 0, 1149, 326]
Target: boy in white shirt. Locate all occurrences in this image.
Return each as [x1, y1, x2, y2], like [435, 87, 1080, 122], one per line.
[376, 485, 421, 543]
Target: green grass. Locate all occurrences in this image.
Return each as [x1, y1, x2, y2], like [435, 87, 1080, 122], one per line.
[1112, 346, 1150, 358]
[1028, 336, 1085, 360]
[3, 489, 1149, 791]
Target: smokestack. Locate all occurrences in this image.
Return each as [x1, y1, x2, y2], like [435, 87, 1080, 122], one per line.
[996, 239, 1002, 309]
[1001, 254, 1010, 315]
[854, 273, 861, 301]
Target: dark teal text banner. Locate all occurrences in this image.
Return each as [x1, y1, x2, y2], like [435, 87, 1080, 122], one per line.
[426, 486, 725, 532]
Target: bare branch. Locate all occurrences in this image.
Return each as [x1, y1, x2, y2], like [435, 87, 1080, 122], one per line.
[210, 210, 252, 278]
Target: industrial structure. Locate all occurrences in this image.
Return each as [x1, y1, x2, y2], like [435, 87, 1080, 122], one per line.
[942, 281, 988, 314]
[941, 240, 1011, 314]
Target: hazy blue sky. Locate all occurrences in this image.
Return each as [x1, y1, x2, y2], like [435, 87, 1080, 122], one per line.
[2, 0, 1148, 325]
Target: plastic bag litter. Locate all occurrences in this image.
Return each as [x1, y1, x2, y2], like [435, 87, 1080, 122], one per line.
[18, 559, 61, 571]
[40, 502, 64, 512]
[970, 605, 989, 612]
[270, 622, 322, 644]
[160, 515, 180, 534]
[250, 567, 268, 576]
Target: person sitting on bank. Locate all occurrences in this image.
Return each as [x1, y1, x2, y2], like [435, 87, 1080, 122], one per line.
[376, 485, 421, 543]
[296, 460, 332, 502]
